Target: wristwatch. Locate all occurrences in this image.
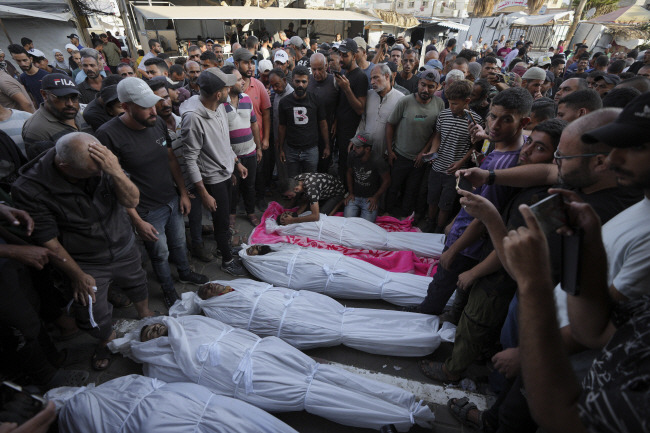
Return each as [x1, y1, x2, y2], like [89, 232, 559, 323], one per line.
[487, 170, 496, 185]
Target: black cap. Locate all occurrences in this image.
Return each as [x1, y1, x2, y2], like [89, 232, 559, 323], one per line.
[233, 47, 256, 62]
[582, 93, 650, 148]
[41, 73, 80, 96]
[206, 38, 214, 43]
[594, 74, 621, 85]
[67, 33, 79, 40]
[319, 43, 331, 52]
[385, 61, 398, 73]
[99, 84, 119, 104]
[350, 132, 373, 147]
[337, 38, 358, 53]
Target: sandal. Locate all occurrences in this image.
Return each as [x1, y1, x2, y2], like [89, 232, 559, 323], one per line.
[419, 360, 460, 382]
[447, 397, 483, 430]
[107, 289, 132, 309]
[231, 234, 248, 248]
[248, 213, 261, 227]
[92, 344, 113, 371]
[45, 369, 89, 390]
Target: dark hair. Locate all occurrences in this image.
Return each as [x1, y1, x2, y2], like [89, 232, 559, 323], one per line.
[174, 57, 187, 65]
[578, 53, 590, 61]
[285, 47, 296, 58]
[531, 118, 567, 150]
[7, 44, 28, 56]
[568, 77, 589, 91]
[607, 59, 625, 75]
[558, 89, 603, 112]
[602, 87, 642, 108]
[627, 49, 638, 59]
[292, 65, 310, 78]
[445, 79, 473, 100]
[188, 45, 200, 53]
[169, 64, 185, 77]
[220, 63, 237, 74]
[92, 39, 103, 48]
[457, 49, 479, 62]
[147, 78, 167, 93]
[268, 67, 286, 80]
[117, 62, 133, 71]
[530, 97, 556, 122]
[491, 87, 533, 116]
[446, 38, 456, 48]
[100, 33, 108, 39]
[551, 58, 565, 67]
[137, 49, 145, 56]
[144, 57, 169, 72]
[148, 39, 160, 49]
[246, 36, 258, 49]
[591, 51, 604, 59]
[157, 53, 170, 60]
[200, 50, 218, 62]
[102, 74, 123, 89]
[473, 78, 490, 100]
[483, 56, 498, 65]
[213, 43, 223, 50]
[587, 70, 606, 80]
[594, 55, 608, 68]
[21, 37, 32, 46]
[453, 56, 469, 67]
[618, 76, 650, 93]
[508, 58, 522, 71]
[618, 72, 635, 80]
[403, 48, 417, 57]
[197, 41, 206, 48]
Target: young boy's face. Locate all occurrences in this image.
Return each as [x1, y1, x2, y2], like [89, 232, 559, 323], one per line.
[448, 98, 469, 116]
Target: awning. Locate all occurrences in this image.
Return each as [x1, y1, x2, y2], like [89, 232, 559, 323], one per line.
[415, 17, 470, 31]
[0, 5, 71, 21]
[586, 5, 650, 24]
[134, 5, 381, 22]
[511, 10, 572, 26]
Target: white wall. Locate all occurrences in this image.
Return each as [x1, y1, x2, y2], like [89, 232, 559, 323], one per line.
[0, 18, 78, 64]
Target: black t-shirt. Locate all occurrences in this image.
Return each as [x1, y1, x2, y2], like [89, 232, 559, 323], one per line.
[83, 95, 112, 132]
[307, 74, 338, 149]
[335, 67, 368, 141]
[296, 55, 311, 72]
[295, 172, 345, 204]
[278, 92, 325, 148]
[347, 152, 389, 198]
[396, 73, 420, 94]
[95, 115, 176, 213]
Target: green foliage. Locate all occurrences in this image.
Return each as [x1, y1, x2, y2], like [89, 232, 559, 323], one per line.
[571, 0, 620, 19]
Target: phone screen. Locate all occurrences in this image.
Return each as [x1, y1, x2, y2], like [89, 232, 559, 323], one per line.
[529, 194, 568, 236]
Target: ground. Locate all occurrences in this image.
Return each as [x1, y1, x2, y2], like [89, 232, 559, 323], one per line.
[54, 198, 495, 433]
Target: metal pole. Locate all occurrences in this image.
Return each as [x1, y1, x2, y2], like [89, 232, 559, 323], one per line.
[0, 19, 12, 44]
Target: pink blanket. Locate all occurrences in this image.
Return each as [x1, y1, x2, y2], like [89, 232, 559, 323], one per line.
[249, 202, 438, 276]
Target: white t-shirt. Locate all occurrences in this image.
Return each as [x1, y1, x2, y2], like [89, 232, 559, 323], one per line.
[462, 40, 473, 50]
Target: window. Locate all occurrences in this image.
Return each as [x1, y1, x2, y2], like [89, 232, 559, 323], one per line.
[408, 1, 415, 7]
[422, 0, 429, 7]
[397, 1, 403, 7]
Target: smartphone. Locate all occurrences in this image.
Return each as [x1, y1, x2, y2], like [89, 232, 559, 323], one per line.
[528, 194, 568, 237]
[333, 71, 342, 78]
[1, 381, 46, 411]
[455, 175, 473, 192]
[422, 152, 438, 162]
[561, 230, 582, 296]
[464, 109, 477, 125]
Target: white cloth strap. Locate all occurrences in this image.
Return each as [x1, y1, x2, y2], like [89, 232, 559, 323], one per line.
[246, 285, 273, 331]
[285, 250, 301, 287]
[233, 338, 262, 395]
[277, 291, 300, 338]
[196, 329, 233, 383]
[316, 218, 325, 241]
[338, 218, 348, 244]
[119, 378, 161, 432]
[339, 307, 353, 341]
[303, 362, 320, 410]
[322, 256, 345, 292]
[379, 272, 391, 298]
[65, 294, 99, 329]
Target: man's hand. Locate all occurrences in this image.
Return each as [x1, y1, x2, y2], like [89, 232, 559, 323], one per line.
[502, 204, 551, 287]
[414, 152, 425, 168]
[200, 192, 217, 212]
[456, 167, 489, 189]
[457, 269, 477, 291]
[439, 248, 457, 270]
[367, 196, 379, 212]
[280, 150, 286, 164]
[548, 188, 602, 237]
[322, 146, 331, 159]
[492, 347, 520, 379]
[279, 213, 294, 225]
[446, 160, 464, 174]
[179, 194, 191, 216]
[237, 162, 248, 179]
[261, 138, 269, 150]
[458, 189, 499, 222]
[5, 245, 65, 270]
[89, 142, 122, 177]
[0, 204, 34, 236]
[0, 401, 56, 433]
[135, 219, 159, 242]
[469, 123, 489, 143]
[387, 151, 397, 166]
[344, 193, 355, 206]
[257, 148, 263, 163]
[72, 272, 97, 306]
[334, 73, 351, 92]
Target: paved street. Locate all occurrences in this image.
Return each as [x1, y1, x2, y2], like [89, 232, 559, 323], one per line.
[56, 200, 492, 432]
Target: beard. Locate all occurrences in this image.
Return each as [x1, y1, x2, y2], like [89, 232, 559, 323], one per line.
[294, 87, 306, 97]
[134, 113, 157, 128]
[418, 91, 431, 101]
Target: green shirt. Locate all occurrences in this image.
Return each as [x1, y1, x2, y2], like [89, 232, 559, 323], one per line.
[103, 41, 122, 67]
[388, 93, 444, 160]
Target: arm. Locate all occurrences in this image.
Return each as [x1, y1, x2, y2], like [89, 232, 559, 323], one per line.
[286, 202, 321, 224]
[446, 148, 475, 174]
[457, 250, 503, 291]
[167, 147, 191, 215]
[427, 131, 441, 154]
[345, 166, 355, 205]
[439, 218, 486, 269]
[503, 205, 587, 433]
[12, 92, 35, 113]
[126, 207, 159, 242]
[368, 170, 390, 212]
[261, 107, 271, 150]
[181, 113, 216, 212]
[251, 119, 262, 162]
[458, 164, 558, 190]
[42, 238, 98, 306]
[88, 143, 139, 208]
[318, 119, 330, 159]
[385, 122, 397, 165]
[277, 125, 287, 163]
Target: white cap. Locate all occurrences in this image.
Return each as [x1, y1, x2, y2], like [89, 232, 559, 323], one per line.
[28, 48, 46, 58]
[65, 43, 78, 52]
[117, 77, 163, 108]
[258, 59, 273, 73]
[274, 50, 289, 64]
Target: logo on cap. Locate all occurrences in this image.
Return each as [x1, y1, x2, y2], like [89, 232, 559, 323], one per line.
[636, 105, 650, 119]
[53, 78, 75, 87]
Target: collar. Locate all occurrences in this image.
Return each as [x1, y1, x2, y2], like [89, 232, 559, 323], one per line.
[39, 104, 80, 128]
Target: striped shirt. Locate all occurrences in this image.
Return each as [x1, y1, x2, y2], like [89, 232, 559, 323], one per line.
[224, 93, 258, 156]
[432, 108, 485, 173]
[0, 109, 31, 157]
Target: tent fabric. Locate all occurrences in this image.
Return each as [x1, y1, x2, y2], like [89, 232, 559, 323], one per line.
[109, 316, 436, 432]
[511, 10, 572, 26]
[587, 5, 650, 24]
[415, 16, 470, 31]
[169, 279, 442, 356]
[46, 374, 298, 433]
[238, 242, 434, 306]
[0, 5, 70, 21]
[265, 213, 446, 258]
[134, 5, 381, 22]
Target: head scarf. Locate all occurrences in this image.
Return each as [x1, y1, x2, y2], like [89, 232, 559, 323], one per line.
[0, 48, 6, 72]
[53, 48, 70, 72]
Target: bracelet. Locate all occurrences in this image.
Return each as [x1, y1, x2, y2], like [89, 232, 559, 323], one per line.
[487, 170, 496, 185]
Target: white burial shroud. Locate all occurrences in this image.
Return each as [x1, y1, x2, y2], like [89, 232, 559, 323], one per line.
[169, 279, 441, 356]
[239, 243, 433, 306]
[266, 214, 446, 258]
[109, 316, 435, 432]
[46, 374, 298, 433]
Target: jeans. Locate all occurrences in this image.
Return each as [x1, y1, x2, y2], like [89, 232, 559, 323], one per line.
[205, 178, 233, 262]
[141, 196, 191, 292]
[256, 146, 274, 200]
[231, 153, 257, 215]
[285, 145, 318, 178]
[344, 196, 378, 222]
[419, 246, 479, 315]
[188, 187, 204, 245]
[386, 153, 425, 216]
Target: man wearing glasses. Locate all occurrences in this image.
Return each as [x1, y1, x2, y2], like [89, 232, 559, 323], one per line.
[187, 45, 201, 63]
[22, 73, 92, 159]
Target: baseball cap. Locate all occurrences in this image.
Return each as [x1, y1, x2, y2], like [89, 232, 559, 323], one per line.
[274, 50, 289, 64]
[421, 59, 443, 71]
[594, 74, 621, 85]
[337, 38, 358, 54]
[197, 67, 237, 94]
[418, 66, 440, 83]
[536, 55, 551, 67]
[67, 33, 79, 40]
[147, 75, 183, 90]
[205, 38, 214, 44]
[65, 43, 78, 52]
[233, 47, 256, 62]
[319, 43, 331, 53]
[385, 61, 398, 73]
[117, 77, 162, 107]
[522, 66, 546, 81]
[41, 73, 80, 96]
[582, 93, 650, 147]
[28, 49, 46, 58]
[416, 40, 423, 47]
[99, 84, 119, 104]
[289, 36, 305, 48]
[350, 132, 373, 147]
[353, 37, 367, 51]
[258, 59, 273, 74]
[515, 41, 524, 47]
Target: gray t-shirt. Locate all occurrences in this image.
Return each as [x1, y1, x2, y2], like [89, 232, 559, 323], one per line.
[387, 94, 444, 160]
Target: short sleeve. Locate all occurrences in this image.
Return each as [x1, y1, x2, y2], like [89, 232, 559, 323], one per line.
[352, 72, 368, 98]
[257, 80, 272, 110]
[0, 75, 25, 98]
[612, 240, 650, 298]
[388, 96, 407, 125]
[278, 99, 288, 126]
[11, 185, 59, 245]
[316, 97, 326, 121]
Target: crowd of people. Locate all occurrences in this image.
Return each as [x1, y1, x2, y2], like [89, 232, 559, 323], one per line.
[0, 27, 649, 433]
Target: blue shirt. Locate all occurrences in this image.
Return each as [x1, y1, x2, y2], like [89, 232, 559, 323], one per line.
[19, 69, 49, 106]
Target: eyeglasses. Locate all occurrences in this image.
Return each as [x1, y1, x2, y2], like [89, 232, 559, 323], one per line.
[49, 93, 79, 102]
[553, 149, 609, 160]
